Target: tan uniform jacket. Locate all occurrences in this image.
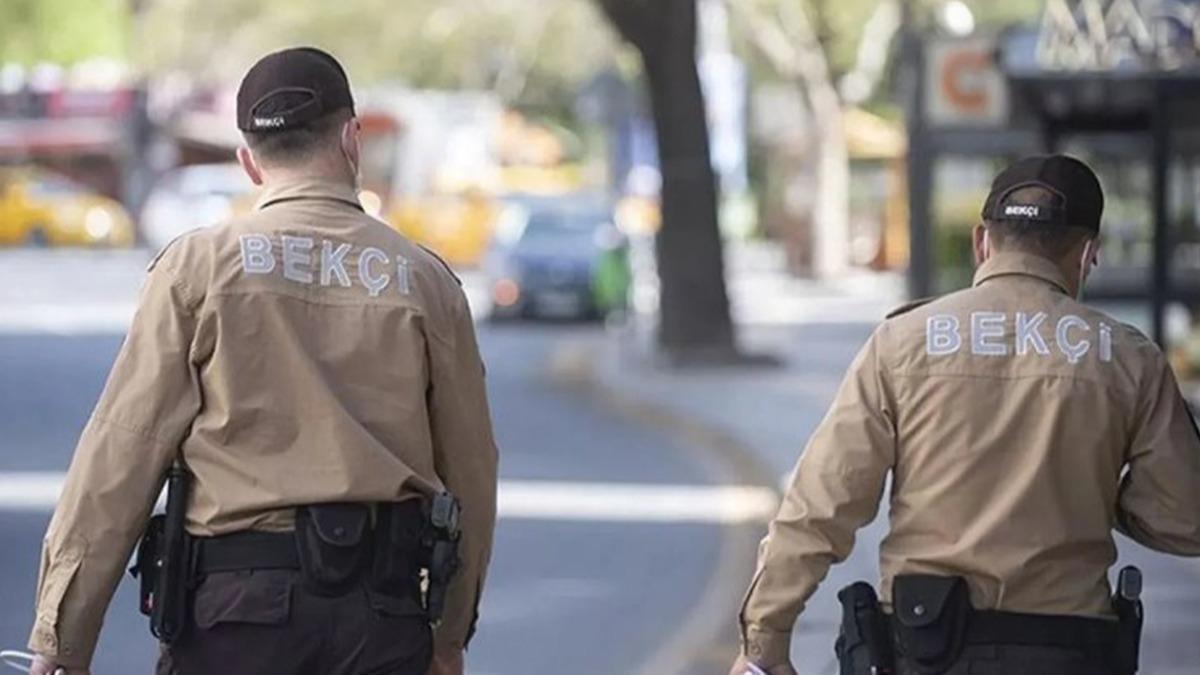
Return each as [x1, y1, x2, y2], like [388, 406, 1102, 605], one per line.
[740, 251, 1200, 665]
[29, 179, 499, 668]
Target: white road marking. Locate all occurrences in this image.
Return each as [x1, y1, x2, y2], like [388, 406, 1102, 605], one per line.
[0, 472, 66, 510]
[0, 472, 778, 524]
[0, 303, 137, 335]
[498, 480, 778, 524]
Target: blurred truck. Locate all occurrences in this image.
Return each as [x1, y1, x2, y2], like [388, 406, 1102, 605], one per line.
[356, 90, 505, 268]
[154, 88, 581, 267]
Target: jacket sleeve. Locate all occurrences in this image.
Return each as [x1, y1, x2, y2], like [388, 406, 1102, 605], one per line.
[28, 259, 203, 668]
[426, 287, 499, 656]
[739, 332, 895, 666]
[1117, 350, 1200, 555]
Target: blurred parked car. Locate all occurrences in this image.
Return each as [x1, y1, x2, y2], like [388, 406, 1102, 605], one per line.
[0, 167, 134, 247]
[141, 163, 257, 251]
[485, 198, 630, 321]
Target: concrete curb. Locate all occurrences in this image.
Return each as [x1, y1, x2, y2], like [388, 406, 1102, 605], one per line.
[544, 338, 780, 675]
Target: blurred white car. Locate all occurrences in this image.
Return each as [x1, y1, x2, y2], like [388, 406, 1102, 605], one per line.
[141, 163, 256, 251]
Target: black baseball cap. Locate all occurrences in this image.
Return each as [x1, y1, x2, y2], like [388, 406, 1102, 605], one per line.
[981, 154, 1104, 233]
[236, 47, 355, 133]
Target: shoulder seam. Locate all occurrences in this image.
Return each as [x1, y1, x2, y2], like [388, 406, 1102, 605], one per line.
[148, 231, 207, 310]
[885, 296, 938, 320]
[417, 244, 462, 286]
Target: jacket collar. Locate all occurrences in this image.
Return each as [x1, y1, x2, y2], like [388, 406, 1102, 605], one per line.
[255, 178, 363, 212]
[973, 252, 1071, 295]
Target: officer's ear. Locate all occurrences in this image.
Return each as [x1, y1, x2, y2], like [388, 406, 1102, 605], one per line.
[237, 146, 265, 186]
[1078, 236, 1100, 277]
[1083, 237, 1100, 269]
[972, 223, 990, 266]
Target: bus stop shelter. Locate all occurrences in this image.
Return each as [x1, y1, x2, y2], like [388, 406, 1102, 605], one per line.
[906, 27, 1200, 346]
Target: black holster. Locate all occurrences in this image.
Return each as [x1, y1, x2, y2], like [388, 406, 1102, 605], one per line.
[891, 575, 972, 675]
[1113, 566, 1144, 675]
[371, 500, 425, 597]
[131, 462, 193, 644]
[835, 582, 895, 675]
[420, 492, 462, 624]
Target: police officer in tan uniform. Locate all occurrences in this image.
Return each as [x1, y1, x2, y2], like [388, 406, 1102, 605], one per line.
[730, 155, 1200, 675]
[28, 47, 498, 675]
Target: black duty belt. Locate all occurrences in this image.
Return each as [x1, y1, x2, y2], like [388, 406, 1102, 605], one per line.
[193, 530, 300, 574]
[191, 501, 427, 577]
[888, 609, 1120, 654]
[967, 610, 1119, 652]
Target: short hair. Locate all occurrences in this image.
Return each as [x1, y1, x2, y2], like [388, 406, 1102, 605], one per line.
[242, 93, 352, 164]
[984, 186, 1094, 259]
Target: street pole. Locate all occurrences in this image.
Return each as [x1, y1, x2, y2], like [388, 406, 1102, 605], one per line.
[901, 0, 933, 299]
[123, 0, 154, 243]
[1151, 84, 1170, 346]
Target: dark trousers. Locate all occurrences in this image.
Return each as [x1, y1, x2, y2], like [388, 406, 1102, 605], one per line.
[157, 569, 431, 675]
[898, 644, 1118, 675]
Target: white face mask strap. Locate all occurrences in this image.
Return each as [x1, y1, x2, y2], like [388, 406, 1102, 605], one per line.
[1077, 238, 1096, 296]
[341, 120, 360, 187]
[242, 147, 261, 177]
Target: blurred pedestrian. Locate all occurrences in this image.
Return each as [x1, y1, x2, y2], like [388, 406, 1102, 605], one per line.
[730, 155, 1200, 675]
[27, 47, 498, 675]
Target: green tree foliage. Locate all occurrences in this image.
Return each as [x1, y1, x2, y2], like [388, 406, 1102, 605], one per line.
[738, 0, 1044, 85]
[138, 0, 618, 106]
[0, 0, 128, 65]
[966, 0, 1045, 30]
[0, 0, 1048, 96]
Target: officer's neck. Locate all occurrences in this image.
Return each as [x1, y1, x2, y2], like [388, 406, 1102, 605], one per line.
[979, 249, 1084, 298]
[257, 160, 356, 190]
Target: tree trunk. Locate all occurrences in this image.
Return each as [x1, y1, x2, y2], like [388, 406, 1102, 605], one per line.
[722, 0, 852, 278]
[597, 0, 736, 361]
[809, 80, 850, 277]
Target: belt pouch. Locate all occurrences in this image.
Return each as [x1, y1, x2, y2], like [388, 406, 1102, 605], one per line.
[371, 500, 425, 596]
[295, 503, 371, 595]
[892, 575, 971, 674]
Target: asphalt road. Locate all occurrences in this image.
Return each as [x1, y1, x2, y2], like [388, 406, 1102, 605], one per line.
[0, 312, 760, 674]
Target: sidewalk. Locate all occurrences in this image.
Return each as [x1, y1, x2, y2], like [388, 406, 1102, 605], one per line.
[567, 266, 1200, 674]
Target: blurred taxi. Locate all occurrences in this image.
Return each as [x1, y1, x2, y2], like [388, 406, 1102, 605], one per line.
[390, 189, 498, 267]
[0, 167, 134, 247]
